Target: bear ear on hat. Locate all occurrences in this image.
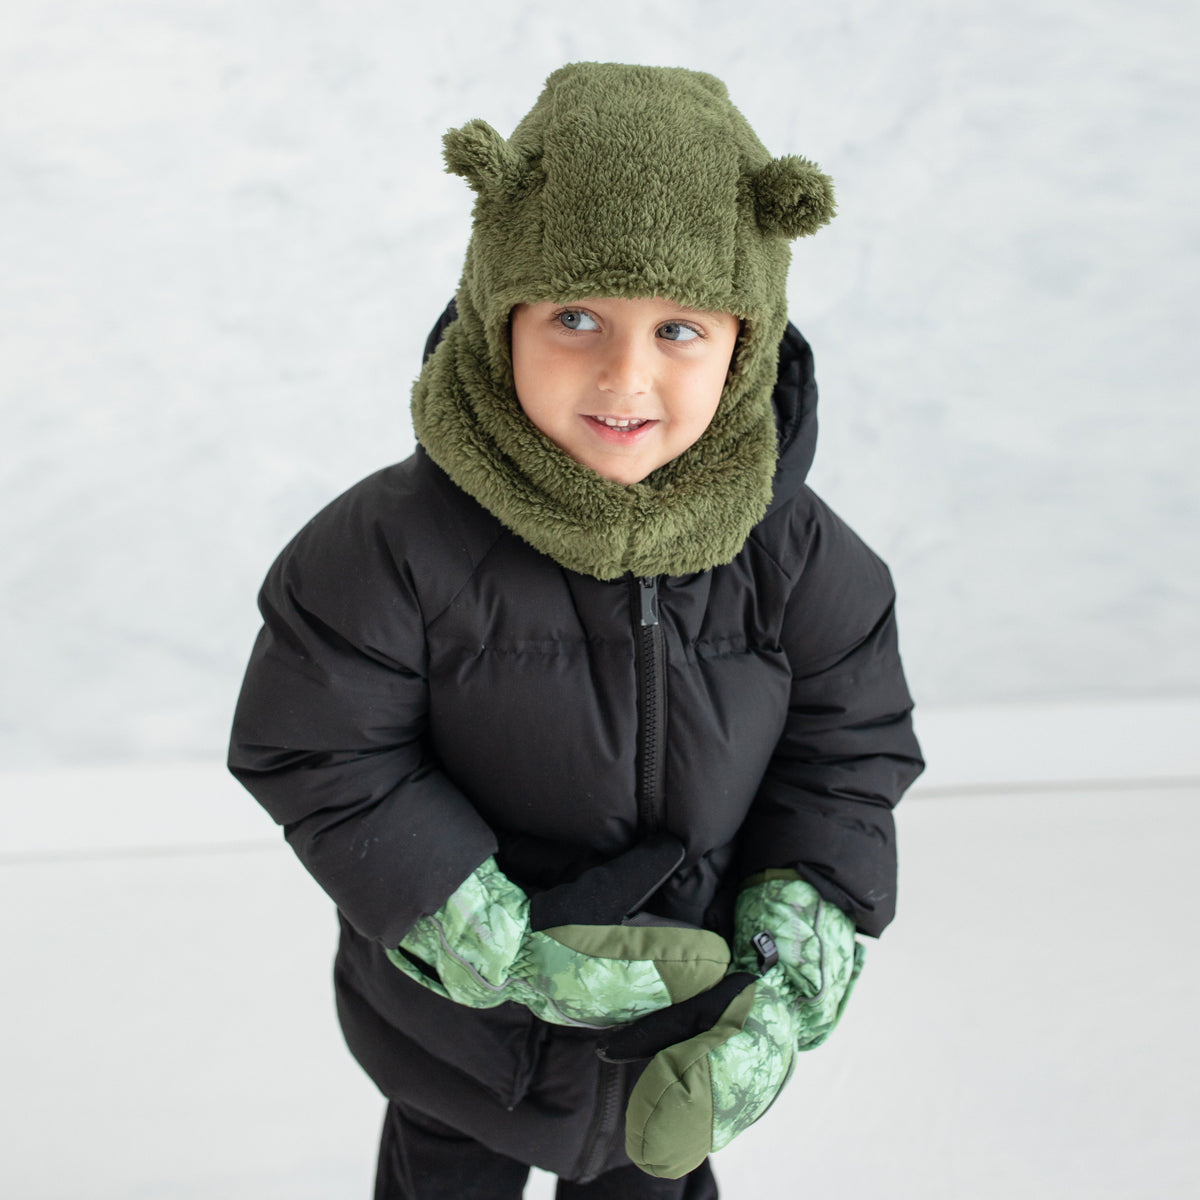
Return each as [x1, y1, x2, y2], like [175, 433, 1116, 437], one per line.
[751, 155, 836, 238]
[443, 119, 524, 194]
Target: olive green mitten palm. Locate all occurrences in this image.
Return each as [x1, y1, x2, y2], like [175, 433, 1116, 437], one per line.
[385, 835, 730, 1030]
[600, 870, 863, 1178]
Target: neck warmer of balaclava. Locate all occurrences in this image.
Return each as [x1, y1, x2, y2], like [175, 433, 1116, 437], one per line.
[411, 62, 835, 580]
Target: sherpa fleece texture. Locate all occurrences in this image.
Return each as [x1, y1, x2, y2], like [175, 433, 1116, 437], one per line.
[411, 62, 835, 579]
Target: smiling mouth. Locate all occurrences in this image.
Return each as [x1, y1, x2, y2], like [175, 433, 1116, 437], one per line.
[587, 415, 652, 429]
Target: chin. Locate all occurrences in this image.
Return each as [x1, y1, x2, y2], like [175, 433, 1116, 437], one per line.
[591, 461, 651, 486]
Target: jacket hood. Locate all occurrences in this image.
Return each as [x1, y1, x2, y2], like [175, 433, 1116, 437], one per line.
[766, 319, 820, 515]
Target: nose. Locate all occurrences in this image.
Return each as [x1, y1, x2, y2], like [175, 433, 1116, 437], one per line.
[596, 333, 652, 399]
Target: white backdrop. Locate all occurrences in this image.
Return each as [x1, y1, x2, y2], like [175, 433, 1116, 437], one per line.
[2, 1, 1197, 762]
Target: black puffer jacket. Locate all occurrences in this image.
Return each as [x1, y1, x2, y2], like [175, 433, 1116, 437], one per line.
[228, 316, 923, 1180]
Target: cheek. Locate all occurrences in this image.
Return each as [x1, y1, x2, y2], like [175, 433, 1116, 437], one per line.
[513, 355, 574, 440]
[510, 315, 551, 396]
[684, 360, 732, 427]
[515, 341, 594, 410]
[514, 380, 551, 432]
[512, 344, 548, 416]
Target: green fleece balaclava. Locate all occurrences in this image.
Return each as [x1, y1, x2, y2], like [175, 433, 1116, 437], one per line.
[411, 62, 834, 579]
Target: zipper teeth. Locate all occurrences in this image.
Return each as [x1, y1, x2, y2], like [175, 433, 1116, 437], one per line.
[578, 1061, 624, 1180]
[639, 623, 658, 823]
[633, 576, 662, 831]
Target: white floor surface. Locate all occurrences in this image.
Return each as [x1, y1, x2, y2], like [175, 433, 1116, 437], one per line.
[2, 771, 1197, 1197]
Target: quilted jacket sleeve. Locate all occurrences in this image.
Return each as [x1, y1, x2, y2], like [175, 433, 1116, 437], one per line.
[737, 492, 925, 937]
[227, 474, 499, 947]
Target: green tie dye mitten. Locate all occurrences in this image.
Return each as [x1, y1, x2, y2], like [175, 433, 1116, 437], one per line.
[601, 870, 863, 1178]
[386, 835, 730, 1030]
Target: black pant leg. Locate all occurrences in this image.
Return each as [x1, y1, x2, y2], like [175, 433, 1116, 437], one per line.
[373, 1101, 532, 1200]
[555, 1159, 718, 1200]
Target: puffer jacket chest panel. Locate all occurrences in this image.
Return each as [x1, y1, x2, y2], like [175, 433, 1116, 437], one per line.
[425, 532, 640, 849]
[660, 645, 791, 851]
[423, 524, 798, 864]
[654, 543, 794, 854]
[656, 535, 791, 657]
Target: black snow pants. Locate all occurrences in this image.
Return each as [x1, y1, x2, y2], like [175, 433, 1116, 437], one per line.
[373, 1101, 719, 1200]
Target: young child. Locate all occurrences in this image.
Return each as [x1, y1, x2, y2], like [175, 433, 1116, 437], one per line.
[229, 62, 924, 1200]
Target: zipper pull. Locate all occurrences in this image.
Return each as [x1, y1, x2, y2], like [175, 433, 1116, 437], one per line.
[638, 577, 659, 628]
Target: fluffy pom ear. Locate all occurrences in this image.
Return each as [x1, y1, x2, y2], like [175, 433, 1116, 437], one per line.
[751, 156, 836, 238]
[442, 119, 523, 193]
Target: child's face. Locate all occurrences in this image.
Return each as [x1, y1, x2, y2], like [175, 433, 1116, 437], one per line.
[510, 296, 740, 486]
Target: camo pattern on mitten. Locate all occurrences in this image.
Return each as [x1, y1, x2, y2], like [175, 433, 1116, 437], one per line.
[388, 856, 528, 1008]
[734, 870, 862, 1049]
[707, 973, 797, 1150]
[387, 857, 729, 1028]
[622, 872, 866, 1178]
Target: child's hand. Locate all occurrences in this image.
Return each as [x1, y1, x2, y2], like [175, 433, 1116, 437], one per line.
[598, 872, 862, 1179]
[386, 834, 730, 1029]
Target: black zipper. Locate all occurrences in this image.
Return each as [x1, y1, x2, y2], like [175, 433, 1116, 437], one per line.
[572, 579, 665, 1179]
[575, 1059, 627, 1182]
[631, 575, 666, 832]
